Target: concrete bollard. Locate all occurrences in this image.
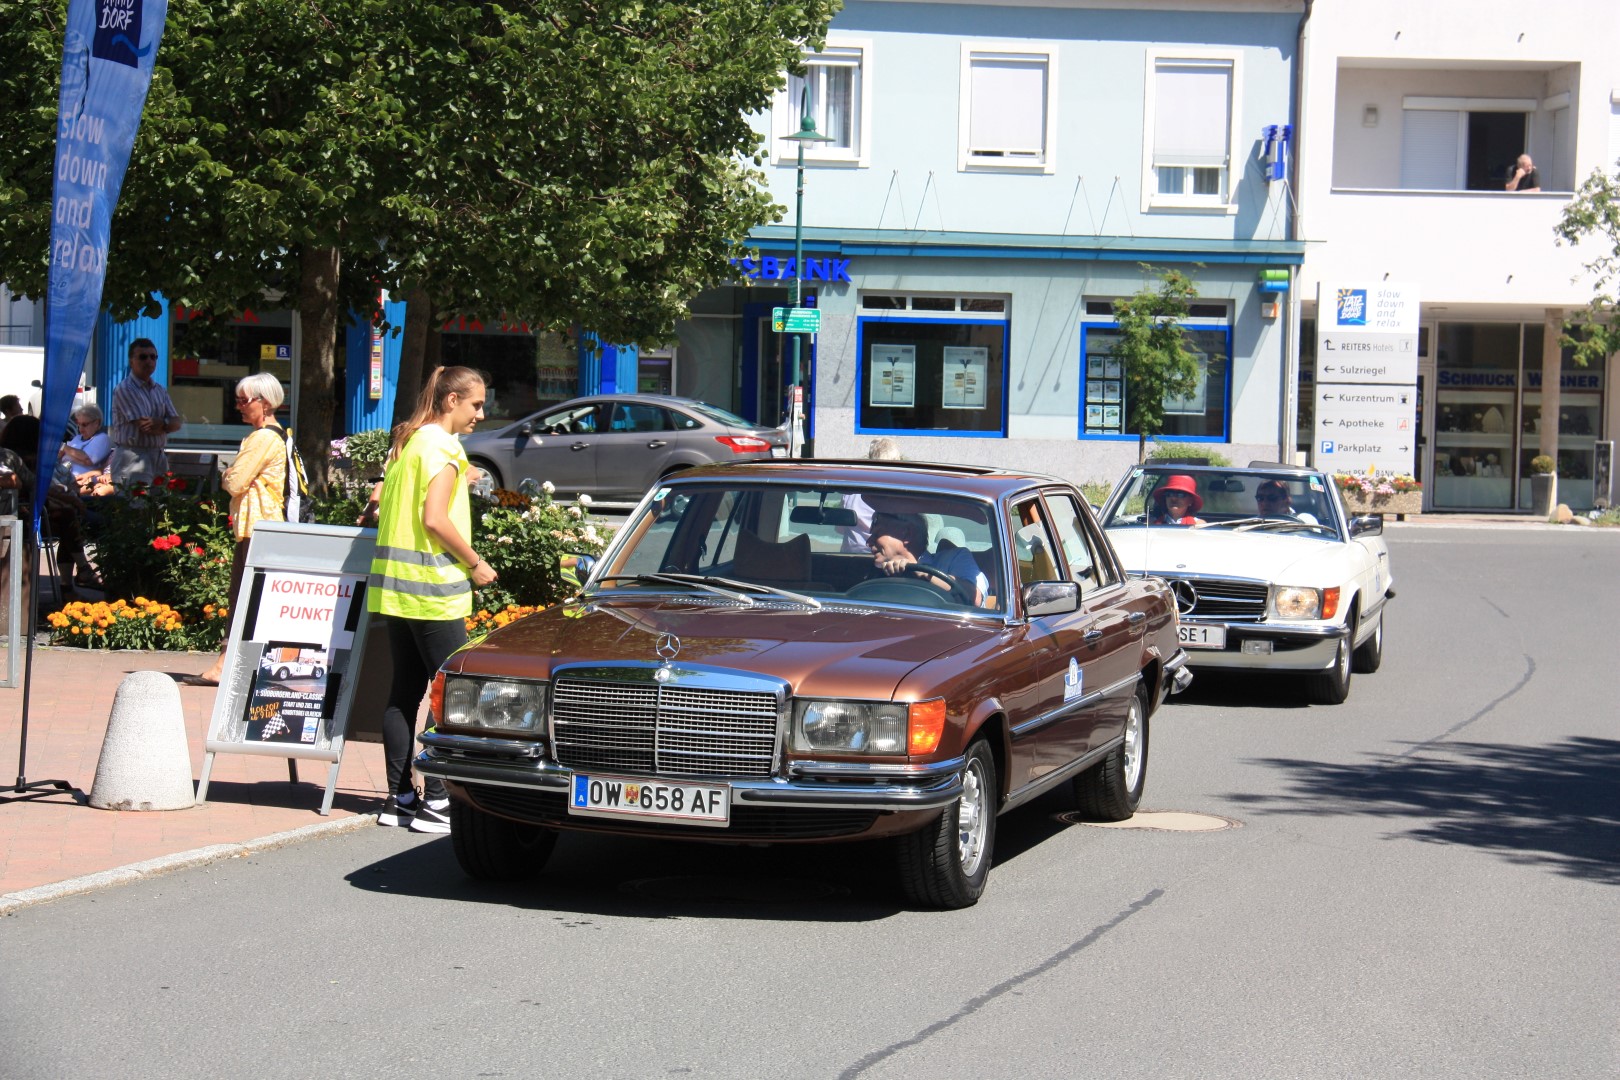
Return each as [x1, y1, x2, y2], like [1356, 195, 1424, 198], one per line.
[89, 670, 196, 811]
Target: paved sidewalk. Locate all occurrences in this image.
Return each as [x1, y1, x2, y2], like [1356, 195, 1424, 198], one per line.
[0, 645, 390, 906]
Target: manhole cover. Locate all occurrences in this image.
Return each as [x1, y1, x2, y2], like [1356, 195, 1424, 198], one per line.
[1058, 810, 1241, 832]
[622, 876, 846, 903]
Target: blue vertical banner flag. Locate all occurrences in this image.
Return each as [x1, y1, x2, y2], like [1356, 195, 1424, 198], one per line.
[35, 0, 169, 534]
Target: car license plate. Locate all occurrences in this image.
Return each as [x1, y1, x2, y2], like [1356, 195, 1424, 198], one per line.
[1178, 623, 1227, 649]
[770, 446, 789, 458]
[568, 773, 730, 826]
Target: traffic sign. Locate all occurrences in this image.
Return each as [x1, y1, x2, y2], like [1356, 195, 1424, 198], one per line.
[772, 307, 821, 334]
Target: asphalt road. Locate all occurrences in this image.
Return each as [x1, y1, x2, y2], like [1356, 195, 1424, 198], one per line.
[2, 526, 1616, 1079]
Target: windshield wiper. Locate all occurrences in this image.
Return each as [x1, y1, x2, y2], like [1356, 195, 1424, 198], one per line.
[594, 573, 823, 610]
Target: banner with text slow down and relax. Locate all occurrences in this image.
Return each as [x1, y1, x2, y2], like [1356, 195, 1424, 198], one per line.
[36, 0, 169, 534]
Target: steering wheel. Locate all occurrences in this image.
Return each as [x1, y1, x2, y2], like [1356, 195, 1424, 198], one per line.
[845, 576, 952, 608]
[903, 563, 978, 606]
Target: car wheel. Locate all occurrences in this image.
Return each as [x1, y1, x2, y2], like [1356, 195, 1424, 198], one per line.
[1352, 608, 1384, 674]
[1074, 685, 1149, 821]
[312, 667, 325, 680]
[469, 456, 503, 490]
[1308, 617, 1355, 705]
[897, 739, 997, 909]
[275, 666, 291, 680]
[450, 799, 557, 882]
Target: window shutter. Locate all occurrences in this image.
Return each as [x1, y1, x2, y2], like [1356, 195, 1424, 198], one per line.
[1610, 103, 1620, 177]
[1400, 109, 1461, 189]
[1153, 61, 1231, 167]
[969, 57, 1047, 157]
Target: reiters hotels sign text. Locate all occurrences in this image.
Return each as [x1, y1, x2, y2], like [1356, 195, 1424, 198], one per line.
[1313, 283, 1421, 476]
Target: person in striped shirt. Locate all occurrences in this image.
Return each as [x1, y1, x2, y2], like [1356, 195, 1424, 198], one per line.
[108, 338, 183, 487]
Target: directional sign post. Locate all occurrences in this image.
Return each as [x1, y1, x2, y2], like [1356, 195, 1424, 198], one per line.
[1313, 283, 1421, 478]
[772, 306, 822, 334]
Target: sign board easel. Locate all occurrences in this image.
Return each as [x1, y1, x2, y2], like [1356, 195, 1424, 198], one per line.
[197, 522, 380, 815]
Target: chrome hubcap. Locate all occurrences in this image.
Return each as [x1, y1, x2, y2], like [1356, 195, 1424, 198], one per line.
[957, 759, 988, 877]
[1122, 699, 1143, 791]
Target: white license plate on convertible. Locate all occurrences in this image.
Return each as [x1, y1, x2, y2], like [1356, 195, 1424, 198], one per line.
[568, 773, 730, 826]
[1178, 623, 1227, 649]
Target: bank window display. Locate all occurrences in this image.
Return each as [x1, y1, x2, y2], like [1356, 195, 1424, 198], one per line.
[438, 324, 577, 425]
[1079, 322, 1231, 439]
[856, 295, 1008, 435]
[170, 307, 294, 440]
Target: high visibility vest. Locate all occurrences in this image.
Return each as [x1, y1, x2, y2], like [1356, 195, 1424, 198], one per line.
[367, 425, 474, 620]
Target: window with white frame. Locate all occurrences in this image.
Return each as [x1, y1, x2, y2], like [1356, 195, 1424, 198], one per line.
[959, 44, 1057, 173]
[1399, 97, 1533, 191]
[776, 40, 871, 166]
[1143, 52, 1239, 210]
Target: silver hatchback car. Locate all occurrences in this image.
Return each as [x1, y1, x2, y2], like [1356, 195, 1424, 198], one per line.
[459, 393, 790, 500]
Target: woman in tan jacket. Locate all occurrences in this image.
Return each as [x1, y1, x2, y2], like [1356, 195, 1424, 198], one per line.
[193, 372, 287, 685]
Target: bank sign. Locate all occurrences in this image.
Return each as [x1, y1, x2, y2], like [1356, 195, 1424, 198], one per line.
[730, 255, 852, 283]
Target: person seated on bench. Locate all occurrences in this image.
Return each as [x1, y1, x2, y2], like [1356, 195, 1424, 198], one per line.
[868, 511, 988, 606]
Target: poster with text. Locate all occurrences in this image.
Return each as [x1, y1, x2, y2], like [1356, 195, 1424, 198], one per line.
[941, 347, 988, 409]
[869, 345, 916, 407]
[239, 570, 367, 745]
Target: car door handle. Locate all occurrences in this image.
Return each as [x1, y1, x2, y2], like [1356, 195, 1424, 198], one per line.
[570, 443, 589, 452]
[1127, 611, 1147, 625]
[1083, 629, 1103, 643]
[646, 440, 667, 448]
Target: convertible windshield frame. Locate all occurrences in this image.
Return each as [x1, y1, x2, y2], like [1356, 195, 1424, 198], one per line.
[1100, 465, 1347, 541]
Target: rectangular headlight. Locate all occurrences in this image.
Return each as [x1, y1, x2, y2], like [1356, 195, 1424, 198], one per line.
[1271, 586, 1323, 620]
[442, 675, 545, 734]
[795, 700, 909, 755]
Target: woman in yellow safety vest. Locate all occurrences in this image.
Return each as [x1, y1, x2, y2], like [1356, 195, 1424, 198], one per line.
[368, 366, 497, 832]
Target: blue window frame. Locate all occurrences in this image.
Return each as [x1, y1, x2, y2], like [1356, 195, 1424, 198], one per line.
[855, 315, 1009, 436]
[1078, 322, 1232, 441]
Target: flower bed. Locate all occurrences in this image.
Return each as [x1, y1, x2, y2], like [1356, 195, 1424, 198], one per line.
[1333, 473, 1422, 516]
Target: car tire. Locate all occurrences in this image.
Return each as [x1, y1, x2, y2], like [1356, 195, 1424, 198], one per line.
[897, 739, 997, 909]
[275, 666, 291, 680]
[450, 798, 557, 882]
[1308, 616, 1355, 705]
[469, 456, 503, 491]
[312, 667, 325, 680]
[1074, 685, 1149, 821]
[1352, 608, 1384, 674]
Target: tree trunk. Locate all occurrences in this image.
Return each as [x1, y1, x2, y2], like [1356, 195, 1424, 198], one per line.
[394, 285, 430, 429]
[297, 245, 341, 492]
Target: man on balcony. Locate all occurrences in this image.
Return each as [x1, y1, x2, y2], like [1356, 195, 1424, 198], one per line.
[1505, 154, 1541, 192]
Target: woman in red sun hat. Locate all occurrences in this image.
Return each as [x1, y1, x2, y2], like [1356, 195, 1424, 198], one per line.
[1149, 474, 1205, 526]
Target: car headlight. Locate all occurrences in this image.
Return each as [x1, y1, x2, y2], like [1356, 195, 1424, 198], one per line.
[442, 676, 545, 733]
[1270, 585, 1340, 620]
[795, 700, 909, 754]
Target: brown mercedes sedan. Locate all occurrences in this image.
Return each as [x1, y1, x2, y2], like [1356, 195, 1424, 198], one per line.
[417, 460, 1190, 908]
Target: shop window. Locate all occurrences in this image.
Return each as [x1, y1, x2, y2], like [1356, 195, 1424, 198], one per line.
[1143, 52, 1240, 210]
[170, 307, 293, 439]
[1079, 322, 1231, 439]
[777, 40, 870, 166]
[856, 297, 1009, 436]
[439, 325, 577, 423]
[960, 45, 1057, 173]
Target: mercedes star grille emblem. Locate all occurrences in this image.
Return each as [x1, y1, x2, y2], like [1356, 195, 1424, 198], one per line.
[1169, 579, 1199, 615]
[655, 632, 681, 661]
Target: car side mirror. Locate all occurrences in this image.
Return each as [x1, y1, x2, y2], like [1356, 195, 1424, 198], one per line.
[1348, 514, 1383, 537]
[519, 421, 535, 437]
[1022, 580, 1079, 616]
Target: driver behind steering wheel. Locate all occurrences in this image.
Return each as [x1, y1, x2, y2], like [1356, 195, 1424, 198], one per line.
[869, 511, 988, 606]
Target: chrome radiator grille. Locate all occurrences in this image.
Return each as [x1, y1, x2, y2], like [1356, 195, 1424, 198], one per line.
[1170, 577, 1269, 622]
[551, 677, 780, 779]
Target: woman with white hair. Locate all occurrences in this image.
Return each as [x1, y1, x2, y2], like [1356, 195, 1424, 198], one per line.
[59, 402, 112, 481]
[193, 372, 288, 685]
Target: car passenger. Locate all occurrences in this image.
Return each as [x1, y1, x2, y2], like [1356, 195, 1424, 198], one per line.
[1255, 479, 1319, 525]
[1148, 475, 1205, 526]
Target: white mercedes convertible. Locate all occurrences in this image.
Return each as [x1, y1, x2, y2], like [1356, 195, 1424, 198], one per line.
[1099, 463, 1394, 704]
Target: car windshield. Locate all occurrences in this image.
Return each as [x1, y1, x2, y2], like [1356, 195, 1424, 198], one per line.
[589, 481, 1007, 614]
[686, 400, 759, 428]
[1102, 468, 1342, 539]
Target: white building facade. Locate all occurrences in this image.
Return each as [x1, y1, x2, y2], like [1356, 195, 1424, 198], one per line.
[1294, 0, 1620, 510]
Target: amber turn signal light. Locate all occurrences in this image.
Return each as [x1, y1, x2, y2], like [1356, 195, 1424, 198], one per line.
[908, 698, 947, 755]
[1322, 586, 1341, 621]
[429, 671, 446, 728]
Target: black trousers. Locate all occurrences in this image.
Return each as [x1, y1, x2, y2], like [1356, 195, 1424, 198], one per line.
[380, 613, 466, 799]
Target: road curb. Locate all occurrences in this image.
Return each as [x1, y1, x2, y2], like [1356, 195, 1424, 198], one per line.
[0, 813, 376, 916]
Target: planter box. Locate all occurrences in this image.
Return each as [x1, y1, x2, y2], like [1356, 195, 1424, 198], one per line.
[1338, 489, 1422, 517]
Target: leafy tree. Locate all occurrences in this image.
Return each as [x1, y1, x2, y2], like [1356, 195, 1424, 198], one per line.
[1111, 266, 1203, 463]
[1555, 165, 1620, 368]
[0, 0, 839, 486]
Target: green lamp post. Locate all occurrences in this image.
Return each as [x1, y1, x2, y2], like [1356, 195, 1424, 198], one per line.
[778, 90, 833, 456]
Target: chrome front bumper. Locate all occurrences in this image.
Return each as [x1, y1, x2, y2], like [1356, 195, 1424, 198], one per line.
[1177, 621, 1348, 672]
[415, 731, 965, 814]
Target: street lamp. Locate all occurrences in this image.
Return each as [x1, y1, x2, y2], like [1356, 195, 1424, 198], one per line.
[778, 89, 833, 456]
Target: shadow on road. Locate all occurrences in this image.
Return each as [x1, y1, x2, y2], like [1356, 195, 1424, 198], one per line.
[1168, 669, 1313, 711]
[1231, 736, 1620, 885]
